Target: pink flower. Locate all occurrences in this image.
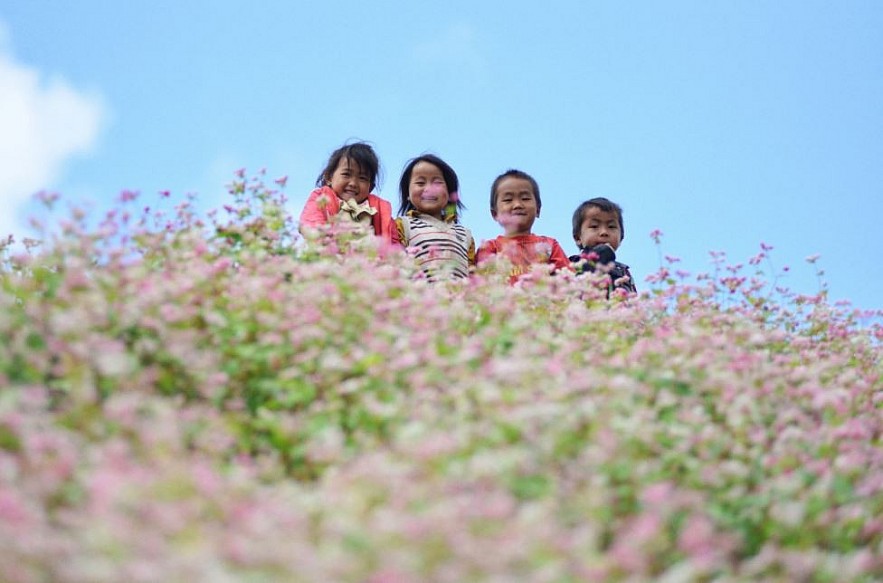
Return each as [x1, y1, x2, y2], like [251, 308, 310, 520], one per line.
[0, 488, 32, 527]
[423, 182, 445, 197]
[118, 189, 139, 202]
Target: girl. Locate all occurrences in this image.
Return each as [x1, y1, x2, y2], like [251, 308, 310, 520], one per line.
[395, 154, 475, 280]
[298, 142, 399, 245]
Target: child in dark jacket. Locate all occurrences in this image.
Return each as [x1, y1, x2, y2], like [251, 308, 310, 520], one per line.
[569, 197, 637, 295]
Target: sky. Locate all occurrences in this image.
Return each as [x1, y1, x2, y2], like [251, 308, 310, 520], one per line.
[2, 2, 882, 312]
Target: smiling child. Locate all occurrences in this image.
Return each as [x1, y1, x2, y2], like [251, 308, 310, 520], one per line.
[395, 154, 474, 280]
[476, 169, 570, 282]
[298, 142, 398, 246]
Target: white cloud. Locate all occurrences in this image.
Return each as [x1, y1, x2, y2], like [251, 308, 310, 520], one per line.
[0, 23, 105, 240]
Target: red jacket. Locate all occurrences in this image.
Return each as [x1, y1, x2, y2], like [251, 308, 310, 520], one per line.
[299, 186, 399, 246]
[477, 234, 571, 282]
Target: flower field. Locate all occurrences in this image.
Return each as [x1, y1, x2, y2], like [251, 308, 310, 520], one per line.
[1, 174, 881, 582]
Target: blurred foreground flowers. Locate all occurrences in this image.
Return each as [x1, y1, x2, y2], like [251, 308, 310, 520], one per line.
[0, 174, 881, 582]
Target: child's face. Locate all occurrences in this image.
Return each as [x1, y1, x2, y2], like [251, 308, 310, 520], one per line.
[326, 157, 371, 203]
[493, 177, 538, 236]
[576, 206, 622, 251]
[408, 161, 449, 218]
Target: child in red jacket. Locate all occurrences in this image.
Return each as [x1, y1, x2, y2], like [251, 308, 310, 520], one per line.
[476, 169, 570, 282]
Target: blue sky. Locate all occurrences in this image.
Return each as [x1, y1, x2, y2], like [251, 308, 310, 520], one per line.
[2, 2, 881, 311]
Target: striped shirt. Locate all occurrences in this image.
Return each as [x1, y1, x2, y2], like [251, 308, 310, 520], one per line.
[396, 213, 475, 281]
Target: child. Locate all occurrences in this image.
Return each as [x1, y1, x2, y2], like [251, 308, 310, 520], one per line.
[395, 154, 474, 280]
[298, 142, 399, 246]
[569, 197, 637, 294]
[476, 169, 570, 281]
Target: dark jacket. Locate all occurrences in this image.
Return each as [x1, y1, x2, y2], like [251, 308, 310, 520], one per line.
[569, 244, 637, 295]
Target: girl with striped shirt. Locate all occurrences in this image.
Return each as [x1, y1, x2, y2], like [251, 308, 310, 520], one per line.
[395, 155, 475, 281]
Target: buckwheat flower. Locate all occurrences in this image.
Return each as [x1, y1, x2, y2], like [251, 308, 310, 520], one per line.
[640, 482, 674, 507]
[93, 340, 136, 376]
[677, 513, 718, 563]
[491, 212, 520, 232]
[0, 487, 33, 527]
[609, 513, 660, 573]
[118, 189, 139, 203]
[367, 568, 416, 583]
[423, 182, 445, 198]
[534, 241, 552, 259]
[21, 237, 41, 251]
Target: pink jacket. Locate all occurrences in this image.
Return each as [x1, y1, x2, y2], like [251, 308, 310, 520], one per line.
[299, 186, 399, 246]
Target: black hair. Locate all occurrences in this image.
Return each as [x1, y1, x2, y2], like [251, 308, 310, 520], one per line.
[489, 169, 541, 215]
[571, 197, 625, 242]
[315, 142, 381, 192]
[397, 154, 464, 219]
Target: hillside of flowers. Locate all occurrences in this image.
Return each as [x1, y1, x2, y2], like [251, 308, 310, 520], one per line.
[1, 172, 882, 582]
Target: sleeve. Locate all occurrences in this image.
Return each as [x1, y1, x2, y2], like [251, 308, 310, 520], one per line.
[615, 264, 637, 293]
[390, 222, 403, 247]
[548, 239, 573, 271]
[393, 217, 406, 247]
[298, 188, 335, 230]
[476, 239, 498, 265]
[467, 236, 476, 266]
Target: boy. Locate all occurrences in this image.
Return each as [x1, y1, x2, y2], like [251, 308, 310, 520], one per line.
[476, 169, 570, 281]
[569, 197, 636, 295]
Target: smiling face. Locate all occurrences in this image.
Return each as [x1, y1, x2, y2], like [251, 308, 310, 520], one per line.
[576, 206, 622, 251]
[326, 157, 371, 203]
[492, 176, 538, 236]
[408, 161, 449, 218]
